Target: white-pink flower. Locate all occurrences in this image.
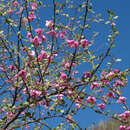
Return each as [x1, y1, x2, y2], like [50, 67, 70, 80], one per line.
[45, 20, 54, 28]
[98, 103, 105, 110]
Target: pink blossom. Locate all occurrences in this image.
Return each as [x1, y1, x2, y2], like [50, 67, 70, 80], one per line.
[40, 35, 46, 42]
[80, 39, 91, 48]
[117, 96, 126, 104]
[26, 32, 32, 39]
[90, 82, 100, 90]
[30, 36, 42, 47]
[60, 73, 67, 82]
[48, 30, 58, 38]
[98, 103, 105, 110]
[0, 67, 6, 72]
[75, 97, 82, 103]
[83, 72, 91, 78]
[75, 103, 80, 110]
[35, 28, 43, 36]
[105, 71, 115, 79]
[114, 80, 125, 87]
[56, 94, 64, 100]
[126, 126, 130, 130]
[60, 30, 66, 39]
[18, 70, 27, 80]
[101, 80, 110, 86]
[13, 1, 18, 7]
[8, 65, 16, 71]
[6, 111, 13, 120]
[45, 20, 54, 28]
[86, 96, 96, 104]
[8, 9, 13, 14]
[38, 50, 47, 62]
[30, 89, 42, 99]
[28, 12, 36, 22]
[31, 2, 37, 11]
[124, 111, 130, 118]
[119, 125, 126, 130]
[64, 62, 70, 68]
[107, 91, 115, 98]
[66, 40, 79, 49]
[114, 69, 120, 73]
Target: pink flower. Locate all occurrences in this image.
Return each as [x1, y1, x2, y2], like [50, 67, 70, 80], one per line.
[75, 103, 80, 110]
[30, 36, 42, 47]
[38, 50, 47, 62]
[64, 62, 70, 69]
[105, 71, 115, 79]
[107, 91, 115, 98]
[126, 126, 130, 130]
[124, 111, 130, 118]
[80, 39, 91, 48]
[60, 73, 67, 82]
[40, 35, 46, 42]
[98, 103, 105, 110]
[45, 20, 54, 28]
[31, 2, 37, 11]
[35, 28, 43, 36]
[117, 96, 126, 104]
[114, 80, 125, 87]
[114, 69, 120, 73]
[26, 32, 32, 39]
[28, 12, 36, 22]
[48, 30, 58, 38]
[8, 65, 16, 71]
[60, 30, 66, 39]
[86, 96, 96, 104]
[56, 94, 64, 100]
[13, 1, 18, 7]
[66, 40, 79, 49]
[119, 125, 126, 130]
[18, 70, 27, 80]
[101, 80, 110, 86]
[83, 72, 91, 78]
[8, 9, 13, 14]
[90, 82, 100, 90]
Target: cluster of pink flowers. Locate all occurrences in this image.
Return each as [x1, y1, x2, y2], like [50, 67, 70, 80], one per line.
[86, 96, 96, 104]
[107, 91, 115, 98]
[119, 125, 130, 130]
[113, 80, 126, 87]
[30, 36, 42, 47]
[38, 50, 47, 62]
[13, 1, 19, 7]
[31, 2, 37, 11]
[8, 65, 17, 71]
[18, 69, 27, 80]
[97, 103, 105, 110]
[83, 72, 91, 78]
[90, 82, 101, 90]
[47, 30, 58, 38]
[117, 96, 126, 104]
[119, 111, 130, 121]
[56, 94, 64, 100]
[60, 72, 67, 82]
[60, 30, 66, 39]
[66, 40, 79, 49]
[28, 12, 36, 22]
[8, 9, 13, 15]
[80, 39, 91, 48]
[28, 28, 46, 47]
[45, 20, 54, 28]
